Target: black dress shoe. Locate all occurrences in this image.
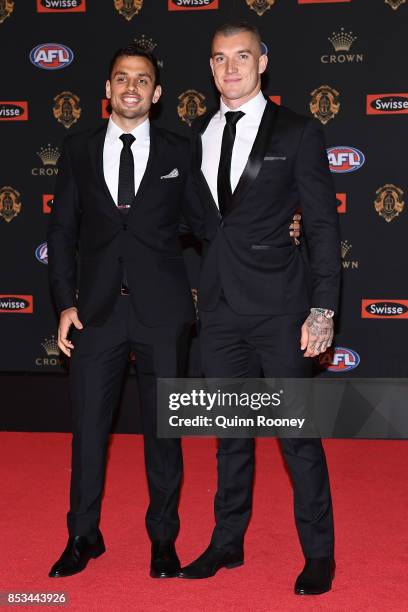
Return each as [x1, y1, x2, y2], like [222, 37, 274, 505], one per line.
[150, 540, 180, 578]
[178, 544, 244, 579]
[294, 558, 335, 595]
[49, 531, 105, 578]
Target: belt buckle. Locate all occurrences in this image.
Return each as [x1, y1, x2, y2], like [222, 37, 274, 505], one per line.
[120, 283, 130, 296]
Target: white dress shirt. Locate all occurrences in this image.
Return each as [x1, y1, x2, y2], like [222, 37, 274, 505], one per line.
[201, 91, 267, 208]
[103, 116, 150, 205]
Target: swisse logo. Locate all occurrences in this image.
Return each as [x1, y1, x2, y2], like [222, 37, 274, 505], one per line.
[0, 102, 28, 121]
[361, 300, 408, 319]
[43, 194, 54, 213]
[37, 0, 86, 12]
[367, 94, 408, 115]
[336, 193, 346, 213]
[30, 43, 74, 70]
[327, 146, 365, 173]
[35, 242, 48, 265]
[0, 295, 34, 313]
[318, 347, 360, 372]
[168, 0, 219, 10]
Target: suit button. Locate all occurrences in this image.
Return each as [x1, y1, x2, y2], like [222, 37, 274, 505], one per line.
[123, 224, 128, 230]
[118, 256, 123, 263]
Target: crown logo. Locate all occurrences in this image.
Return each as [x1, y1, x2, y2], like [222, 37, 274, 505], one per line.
[328, 28, 357, 52]
[41, 335, 60, 357]
[133, 34, 156, 53]
[37, 144, 60, 166]
[341, 240, 352, 259]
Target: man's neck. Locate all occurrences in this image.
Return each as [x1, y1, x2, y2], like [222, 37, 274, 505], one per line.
[110, 112, 148, 133]
[221, 87, 261, 111]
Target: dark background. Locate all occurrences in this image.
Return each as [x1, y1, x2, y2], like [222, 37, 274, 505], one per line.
[1, 0, 407, 432]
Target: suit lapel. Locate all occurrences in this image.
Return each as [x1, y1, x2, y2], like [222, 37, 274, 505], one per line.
[225, 100, 278, 217]
[88, 121, 160, 223]
[88, 123, 122, 222]
[127, 123, 159, 220]
[193, 109, 220, 216]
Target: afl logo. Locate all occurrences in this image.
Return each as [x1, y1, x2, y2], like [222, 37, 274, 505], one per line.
[35, 242, 48, 264]
[317, 346, 360, 372]
[327, 146, 365, 173]
[30, 44, 74, 70]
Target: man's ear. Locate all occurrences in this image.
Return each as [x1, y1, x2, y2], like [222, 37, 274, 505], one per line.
[258, 54, 268, 75]
[152, 84, 162, 104]
[106, 80, 111, 99]
[209, 57, 215, 78]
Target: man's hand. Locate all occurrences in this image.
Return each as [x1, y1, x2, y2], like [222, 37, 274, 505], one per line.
[300, 310, 334, 357]
[289, 213, 301, 246]
[58, 307, 83, 357]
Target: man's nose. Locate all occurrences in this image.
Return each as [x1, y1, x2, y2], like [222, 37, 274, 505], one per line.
[225, 59, 237, 73]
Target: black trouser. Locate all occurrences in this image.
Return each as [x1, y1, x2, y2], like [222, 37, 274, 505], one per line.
[67, 295, 190, 542]
[199, 295, 334, 559]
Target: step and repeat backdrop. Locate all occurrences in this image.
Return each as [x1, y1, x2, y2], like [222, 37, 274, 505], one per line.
[1, 0, 407, 381]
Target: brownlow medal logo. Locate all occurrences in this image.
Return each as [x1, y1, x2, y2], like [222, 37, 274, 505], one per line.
[114, 0, 143, 20]
[245, 0, 275, 16]
[0, 0, 14, 23]
[374, 184, 404, 223]
[310, 85, 340, 124]
[385, 0, 406, 9]
[0, 186, 21, 223]
[53, 91, 81, 129]
[177, 90, 206, 127]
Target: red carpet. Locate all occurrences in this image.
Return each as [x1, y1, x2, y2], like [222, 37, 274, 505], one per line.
[1, 433, 407, 611]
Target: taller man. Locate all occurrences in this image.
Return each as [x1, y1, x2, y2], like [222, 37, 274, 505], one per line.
[178, 23, 341, 596]
[47, 44, 203, 579]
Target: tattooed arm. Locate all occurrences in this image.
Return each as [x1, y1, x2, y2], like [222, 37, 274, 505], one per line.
[300, 308, 334, 357]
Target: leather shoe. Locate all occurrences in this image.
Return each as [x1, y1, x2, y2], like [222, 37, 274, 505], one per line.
[294, 558, 335, 595]
[178, 544, 243, 579]
[49, 531, 105, 578]
[150, 540, 180, 578]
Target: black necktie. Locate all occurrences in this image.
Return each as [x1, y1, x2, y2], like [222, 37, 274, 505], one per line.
[217, 110, 245, 216]
[118, 133, 135, 213]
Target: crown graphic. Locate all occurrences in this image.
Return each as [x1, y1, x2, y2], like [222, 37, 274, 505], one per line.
[133, 34, 156, 53]
[37, 144, 61, 166]
[341, 240, 352, 259]
[41, 335, 60, 356]
[328, 28, 357, 52]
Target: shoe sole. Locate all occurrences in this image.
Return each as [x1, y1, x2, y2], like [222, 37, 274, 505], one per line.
[48, 546, 106, 578]
[178, 560, 244, 579]
[294, 584, 332, 596]
[150, 570, 180, 579]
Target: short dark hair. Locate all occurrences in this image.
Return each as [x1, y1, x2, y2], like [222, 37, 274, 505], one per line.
[108, 43, 160, 85]
[211, 21, 263, 54]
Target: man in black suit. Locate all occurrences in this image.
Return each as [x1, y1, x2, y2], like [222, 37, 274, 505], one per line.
[47, 42, 300, 580]
[47, 44, 205, 579]
[178, 23, 341, 595]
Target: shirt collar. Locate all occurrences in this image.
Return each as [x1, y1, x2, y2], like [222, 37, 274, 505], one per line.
[106, 116, 150, 143]
[219, 90, 267, 121]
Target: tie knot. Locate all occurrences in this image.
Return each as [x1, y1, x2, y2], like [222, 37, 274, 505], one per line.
[120, 133, 135, 148]
[224, 111, 245, 127]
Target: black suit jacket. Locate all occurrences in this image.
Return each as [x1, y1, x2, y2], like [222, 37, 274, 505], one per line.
[47, 123, 203, 327]
[190, 99, 341, 315]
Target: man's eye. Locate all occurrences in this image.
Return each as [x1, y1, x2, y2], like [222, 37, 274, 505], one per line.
[138, 79, 147, 85]
[117, 76, 126, 82]
[215, 57, 224, 63]
[239, 54, 248, 60]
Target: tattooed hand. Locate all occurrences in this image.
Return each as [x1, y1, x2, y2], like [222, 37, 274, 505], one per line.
[300, 310, 334, 357]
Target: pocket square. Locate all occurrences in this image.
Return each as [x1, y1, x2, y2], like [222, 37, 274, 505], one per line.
[264, 155, 287, 161]
[160, 168, 179, 179]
